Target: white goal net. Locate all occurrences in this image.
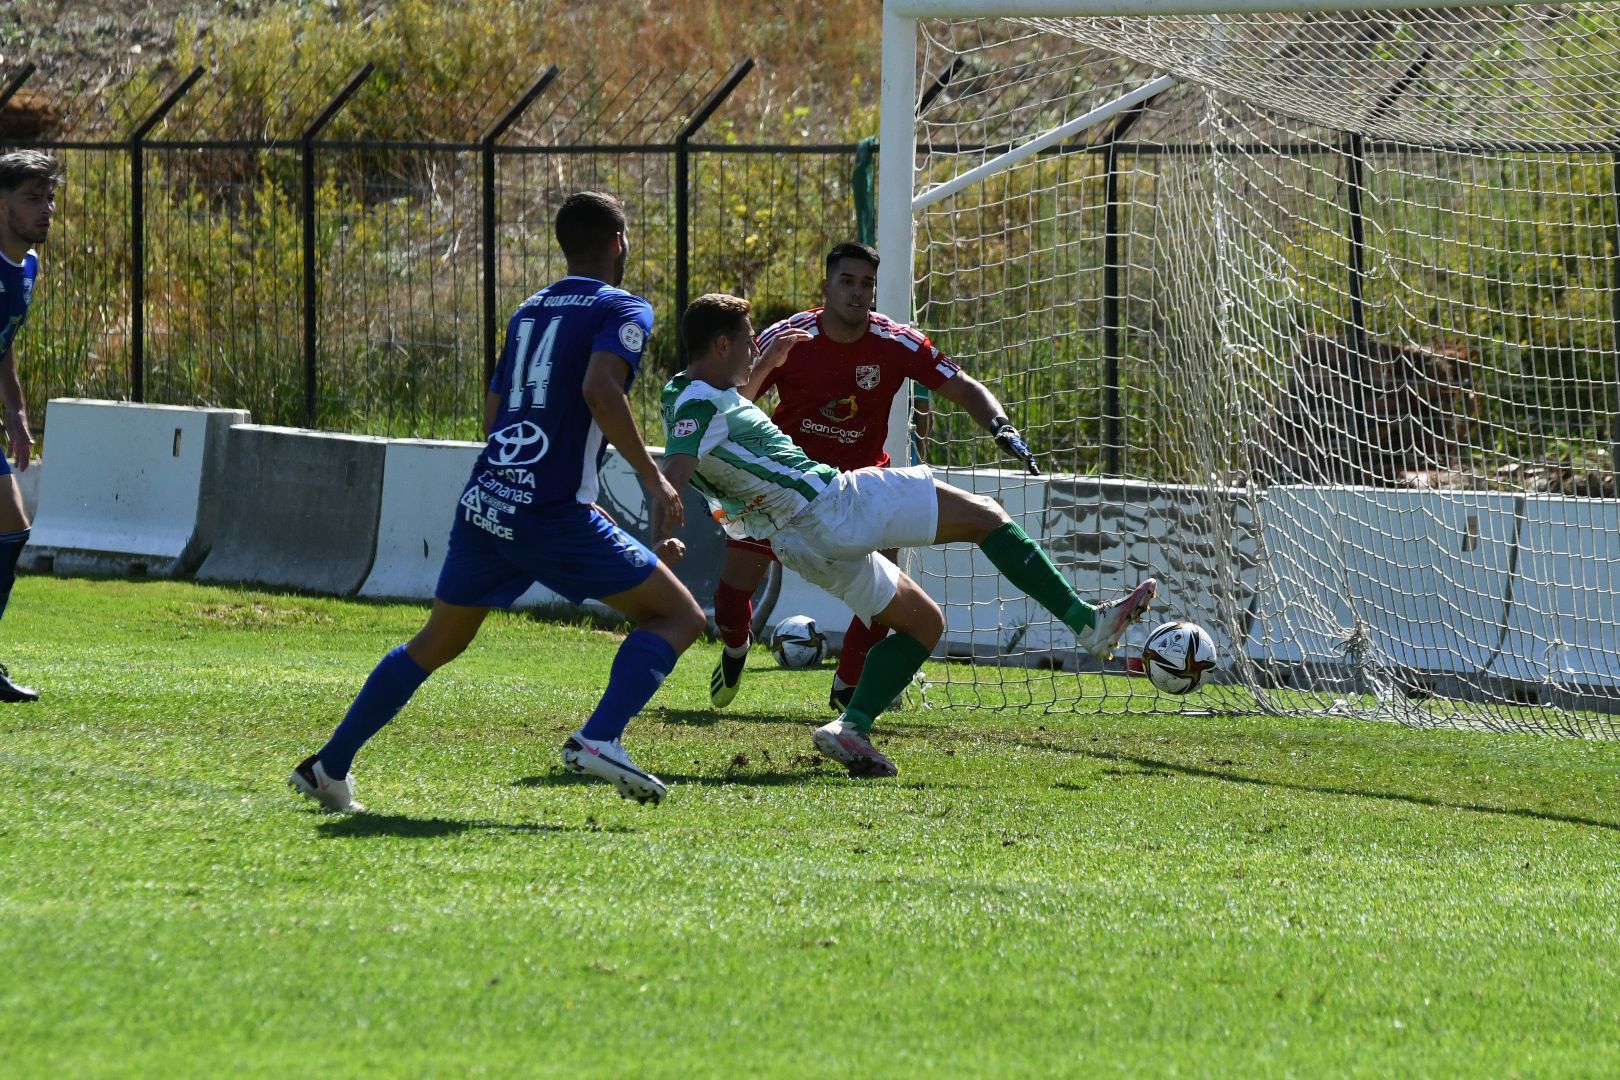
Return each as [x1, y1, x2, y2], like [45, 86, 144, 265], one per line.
[885, 2, 1620, 736]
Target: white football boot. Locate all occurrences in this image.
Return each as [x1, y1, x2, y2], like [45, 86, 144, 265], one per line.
[561, 731, 668, 805]
[289, 755, 366, 813]
[1075, 578, 1158, 661]
[812, 718, 899, 778]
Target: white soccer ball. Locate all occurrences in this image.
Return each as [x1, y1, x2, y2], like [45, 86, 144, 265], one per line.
[769, 615, 826, 670]
[1142, 621, 1217, 694]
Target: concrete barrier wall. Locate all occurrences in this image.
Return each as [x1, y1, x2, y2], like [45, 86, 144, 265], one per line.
[27, 399, 248, 577]
[196, 426, 387, 596]
[1493, 496, 1620, 686]
[1248, 487, 1521, 674]
[32, 403, 1620, 695]
[358, 439, 558, 609]
[16, 457, 39, 523]
[360, 439, 488, 601]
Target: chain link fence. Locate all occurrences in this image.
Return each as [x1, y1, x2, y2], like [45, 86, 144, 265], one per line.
[0, 57, 873, 441]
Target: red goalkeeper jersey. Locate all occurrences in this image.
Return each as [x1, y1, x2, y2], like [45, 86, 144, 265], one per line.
[755, 308, 960, 470]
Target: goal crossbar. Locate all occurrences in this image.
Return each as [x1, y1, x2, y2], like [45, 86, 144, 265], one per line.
[913, 74, 1178, 211]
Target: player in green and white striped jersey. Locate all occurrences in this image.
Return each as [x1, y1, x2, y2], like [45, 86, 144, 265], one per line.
[658, 294, 1158, 779]
[659, 366, 837, 543]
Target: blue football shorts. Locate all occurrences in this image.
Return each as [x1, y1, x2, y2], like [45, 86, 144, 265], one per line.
[435, 500, 658, 609]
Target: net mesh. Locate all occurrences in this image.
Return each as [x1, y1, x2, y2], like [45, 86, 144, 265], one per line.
[905, 5, 1620, 736]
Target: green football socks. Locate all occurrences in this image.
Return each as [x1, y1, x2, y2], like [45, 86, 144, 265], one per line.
[843, 631, 931, 734]
[980, 521, 1097, 633]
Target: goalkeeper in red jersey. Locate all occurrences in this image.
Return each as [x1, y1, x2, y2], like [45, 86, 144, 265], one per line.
[708, 242, 1040, 712]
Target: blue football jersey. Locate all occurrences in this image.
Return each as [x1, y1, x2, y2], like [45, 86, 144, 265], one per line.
[467, 276, 654, 525]
[0, 250, 39, 358]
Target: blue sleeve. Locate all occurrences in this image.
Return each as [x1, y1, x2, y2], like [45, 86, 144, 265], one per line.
[591, 294, 654, 373]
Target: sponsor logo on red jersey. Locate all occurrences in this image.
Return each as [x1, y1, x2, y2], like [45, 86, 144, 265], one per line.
[819, 395, 858, 422]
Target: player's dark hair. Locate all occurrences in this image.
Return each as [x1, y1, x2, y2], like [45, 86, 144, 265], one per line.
[554, 191, 626, 260]
[0, 150, 63, 192]
[825, 241, 879, 275]
[682, 293, 751, 357]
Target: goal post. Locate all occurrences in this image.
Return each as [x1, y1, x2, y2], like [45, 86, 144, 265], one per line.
[879, 0, 1620, 736]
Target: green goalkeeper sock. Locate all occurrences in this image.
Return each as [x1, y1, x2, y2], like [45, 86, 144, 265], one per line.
[843, 631, 931, 734]
[980, 521, 1097, 634]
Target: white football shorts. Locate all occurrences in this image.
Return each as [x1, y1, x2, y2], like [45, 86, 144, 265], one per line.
[770, 464, 939, 622]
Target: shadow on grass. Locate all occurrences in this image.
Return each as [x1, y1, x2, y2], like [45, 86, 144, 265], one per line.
[315, 812, 635, 838]
[517, 765, 972, 791]
[1040, 742, 1620, 833]
[515, 766, 825, 789]
[656, 706, 938, 737]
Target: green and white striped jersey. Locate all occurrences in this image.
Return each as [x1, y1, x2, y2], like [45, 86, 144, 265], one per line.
[661, 373, 839, 540]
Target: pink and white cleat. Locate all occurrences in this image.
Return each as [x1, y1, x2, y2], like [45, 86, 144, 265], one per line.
[812, 718, 899, 778]
[1075, 577, 1158, 661]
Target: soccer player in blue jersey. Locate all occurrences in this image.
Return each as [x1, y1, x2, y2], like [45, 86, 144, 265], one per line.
[0, 150, 61, 703]
[291, 191, 704, 812]
[662, 294, 1156, 778]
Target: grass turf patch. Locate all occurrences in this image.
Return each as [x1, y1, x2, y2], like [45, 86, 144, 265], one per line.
[2, 577, 1618, 1076]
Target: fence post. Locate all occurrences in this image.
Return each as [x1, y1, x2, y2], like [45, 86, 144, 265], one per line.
[480, 65, 559, 389]
[1345, 52, 1429, 359]
[674, 58, 754, 359]
[300, 63, 373, 428]
[0, 63, 36, 111]
[1344, 134, 1370, 353]
[128, 66, 203, 404]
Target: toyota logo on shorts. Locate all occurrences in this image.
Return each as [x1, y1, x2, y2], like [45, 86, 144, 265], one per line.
[490, 420, 549, 465]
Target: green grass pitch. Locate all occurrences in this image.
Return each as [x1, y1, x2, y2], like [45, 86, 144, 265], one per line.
[3, 577, 1618, 1076]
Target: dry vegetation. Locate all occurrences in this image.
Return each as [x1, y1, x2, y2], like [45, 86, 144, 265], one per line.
[4, 0, 886, 138]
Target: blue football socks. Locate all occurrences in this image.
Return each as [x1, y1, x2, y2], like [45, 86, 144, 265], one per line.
[580, 629, 679, 743]
[319, 645, 430, 777]
[0, 528, 29, 621]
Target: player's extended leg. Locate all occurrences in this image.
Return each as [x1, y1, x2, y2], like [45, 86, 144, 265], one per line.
[828, 547, 895, 712]
[0, 471, 36, 702]
[563, 563, 705, 804]
[814, 573, 942, 779]
[290, 600, 489, 812]
[710, 540, 774, 708]
[932, 481, 1156, 661]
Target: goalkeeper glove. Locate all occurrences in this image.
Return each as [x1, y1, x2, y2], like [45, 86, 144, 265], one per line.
[990, 416, 1041, 475]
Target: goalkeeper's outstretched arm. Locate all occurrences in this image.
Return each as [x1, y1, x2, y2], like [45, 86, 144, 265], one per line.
[932, 372, 1041, 475]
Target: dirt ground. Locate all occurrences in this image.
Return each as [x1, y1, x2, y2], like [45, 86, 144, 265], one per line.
[3, 1, 291, 88]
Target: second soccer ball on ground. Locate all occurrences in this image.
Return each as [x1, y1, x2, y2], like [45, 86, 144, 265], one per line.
[770, 615, 826, 669]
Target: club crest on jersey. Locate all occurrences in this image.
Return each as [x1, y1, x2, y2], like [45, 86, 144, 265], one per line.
[820, 395, 858, 423]
[672, 418, 698, 439]
[490, 419, 549, 466]
[618, 321, 645, 353]
[855, 364, 881, 390]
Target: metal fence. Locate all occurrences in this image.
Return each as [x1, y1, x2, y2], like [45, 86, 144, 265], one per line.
[0, 58, 872, 440]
